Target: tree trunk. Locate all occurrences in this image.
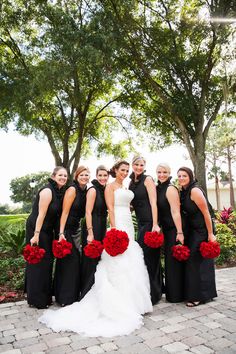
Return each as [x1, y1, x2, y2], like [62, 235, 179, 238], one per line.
[215, 174, 221, 210]
[227, 147, 235, 208]
[189, 134, 207, 192]
[193, 153, 207, 192]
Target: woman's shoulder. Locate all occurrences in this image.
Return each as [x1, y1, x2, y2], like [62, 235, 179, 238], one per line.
[39, 184, 53, 195]
[105, 182, 116, 191]
[167, 183, 178, 191]
[190, 186, 206, 204]
[144, 175, 155, 186]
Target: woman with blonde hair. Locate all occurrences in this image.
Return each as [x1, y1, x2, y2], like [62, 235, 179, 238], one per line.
[156, 162, 185, 302]
[129, 155, 162, 305]
[54, 165, 90, 307]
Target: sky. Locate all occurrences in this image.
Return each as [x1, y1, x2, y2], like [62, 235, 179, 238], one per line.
[0, 128, 192, 205]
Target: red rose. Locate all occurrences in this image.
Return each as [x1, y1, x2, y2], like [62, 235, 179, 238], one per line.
[23, 244, 46, 264]
[144, 231, 164, 248]
[172, 244, 190, 261]
[84, 240, 104, 259]
[200, 241, 221, 259]
[52, 239, 72, 258]
[103, 228, 129, 257]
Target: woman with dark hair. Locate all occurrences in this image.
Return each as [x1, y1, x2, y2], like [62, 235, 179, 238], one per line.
[80, 165, 109, 299]
[129, 156, 162, 305]
[156, 163, 184, 303]
[39, 160, 152, 337]
[177, 166, 217, 307]
[53, 166, 90, 307]
[25, 166, 68, 309]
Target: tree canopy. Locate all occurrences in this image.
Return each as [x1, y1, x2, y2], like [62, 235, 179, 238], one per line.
[0, 0, 131, 175]
[101, 0, 236, 189]
[1, 0, 235, 188]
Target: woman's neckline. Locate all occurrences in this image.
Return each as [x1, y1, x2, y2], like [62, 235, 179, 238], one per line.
[114, 186, 129, 192]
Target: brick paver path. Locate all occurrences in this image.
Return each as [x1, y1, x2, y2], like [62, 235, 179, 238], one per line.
[0, 267, 236, 354]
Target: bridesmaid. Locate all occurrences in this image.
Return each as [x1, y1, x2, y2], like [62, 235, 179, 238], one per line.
[80, 165, 109, 299]
[177, 167, 217, 306]
[129, 156, 162, 304]
[25, 166, 68, 309]
[156, 163, 185, 303]
[54, 166, 90, 306]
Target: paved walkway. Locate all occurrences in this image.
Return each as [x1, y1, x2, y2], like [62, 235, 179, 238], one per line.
[0, 267, 236, 354]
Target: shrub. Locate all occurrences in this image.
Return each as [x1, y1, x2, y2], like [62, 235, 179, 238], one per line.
[215, 223, 236, 265]
[0, 256, 25, 290]
[218, 207, 233, 224]
[227, 212, 236, 236]
[131, 212, 138, 240]
[0, 228, 26, 257]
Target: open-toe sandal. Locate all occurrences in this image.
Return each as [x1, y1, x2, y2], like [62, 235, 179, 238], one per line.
[186, 301, 201, 307]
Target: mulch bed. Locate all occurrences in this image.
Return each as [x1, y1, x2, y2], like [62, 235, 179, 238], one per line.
[0, 285, 25, 304]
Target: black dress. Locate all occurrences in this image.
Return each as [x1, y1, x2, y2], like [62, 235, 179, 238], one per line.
[25, 178, 65, 309]
[53, 180, 87, 306]
[157, 178, 184, 302]
[180, 182, 217, 302]
[129, 173, 162, 305]
[80, 179, 107, 299]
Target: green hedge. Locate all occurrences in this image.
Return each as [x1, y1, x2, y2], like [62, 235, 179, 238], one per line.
[215, 223, 236, 265]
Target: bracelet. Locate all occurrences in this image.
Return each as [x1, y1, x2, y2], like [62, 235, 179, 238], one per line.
[177, 232, 183, 234]
[87, 227, 93, 231]
[34, 231, 40, 234]
[59, 232, 64, 236]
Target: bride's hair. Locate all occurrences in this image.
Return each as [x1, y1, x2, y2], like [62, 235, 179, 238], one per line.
[109, 160, 129, 178]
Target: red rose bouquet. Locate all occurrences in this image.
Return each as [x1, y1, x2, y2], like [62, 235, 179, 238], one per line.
[23, 244, 46, 264]
[52, 239, 72, 258]
[144, 231, 164, 248]
[103, 228, 129, 257]
[84, 240, 104, 259]
[172, 244, 190, 261]
[200, 241, 221, 259]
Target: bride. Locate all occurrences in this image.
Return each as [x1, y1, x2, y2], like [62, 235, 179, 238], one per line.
[39, 160, 152, 337]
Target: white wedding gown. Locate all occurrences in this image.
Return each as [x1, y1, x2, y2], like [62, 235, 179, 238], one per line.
[39, 188, 152, 337]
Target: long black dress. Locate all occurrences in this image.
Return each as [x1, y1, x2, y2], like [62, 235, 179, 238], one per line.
[129, 173, 162, 305]
[157, 178, 184, 302]
[53, 180, 87, 306]
[25, 178, 65, 309]
[80, 179, 107, 299]
[180, 182, 217, 302]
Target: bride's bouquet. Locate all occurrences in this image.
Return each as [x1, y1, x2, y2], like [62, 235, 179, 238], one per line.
[84, 240, 104, 258]
[103, 228, 129, 257]
[144, 231, 164, 248]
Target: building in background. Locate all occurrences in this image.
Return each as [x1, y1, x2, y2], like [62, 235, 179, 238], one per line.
[207, 182, 236, 210]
